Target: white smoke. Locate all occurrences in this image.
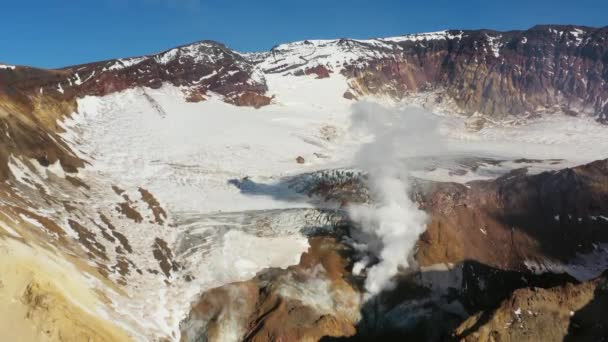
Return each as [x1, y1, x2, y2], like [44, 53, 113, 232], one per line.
[348, 102, 442, 295]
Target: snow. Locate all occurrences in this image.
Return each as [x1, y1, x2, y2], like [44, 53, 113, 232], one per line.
[525, 244, 608, 281]
[486, 34, 502, 58]
[106, 57, 147, 71]
[66, 71, 608, 237]
[549, 28, 564, 37]
[60, 73, 355, 340]
[58, 69, 608, 340]
[380, 30, 462, 43]
[0, 28, 605, 339]
[94, 41, 231, 74]
[260, 39, 375, 73]
[570, 28, 585, 46]
[0, 63, 15, 70]
[156, 48, 179, 64]
[83, 70, 96, 83]
[72, 76, 352, 214]
[8, 156, 34, 188]
[0, 220, 21, 238]
[440, 114, 608, 164]
[74, 73, 82, 85]
[196, 70, 217, 82]
[155, 41, 225, 65]
[260, 30, 463, 74]
[19, 214, 46, 230]
[276, 264, 361, 321]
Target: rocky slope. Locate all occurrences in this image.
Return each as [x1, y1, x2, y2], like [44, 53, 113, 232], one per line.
[180, 237, 361, 342]
[179, 159, 608, 341]
[258, 25, 608, 121]
[455, 273, 608, 342]
[416, 158, 608, 272]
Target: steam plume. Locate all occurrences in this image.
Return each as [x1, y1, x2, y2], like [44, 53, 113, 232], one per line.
[348, 102, 442, 295]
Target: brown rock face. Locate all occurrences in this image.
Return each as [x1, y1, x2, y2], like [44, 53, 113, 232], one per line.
[180, 237, 360, 342]
[416, 159, 608, 271]
[341, 26, 608, 120]
[64, 41, 268, 101]
[230, 90, 272, 108]
[138, 188, 167, 225]
[297, 65, 332, 79]
[1, 41, 267, 102]
[456, 274, 608, 342]
[0, 67, 84, 180]
[258, 25, 608, 120]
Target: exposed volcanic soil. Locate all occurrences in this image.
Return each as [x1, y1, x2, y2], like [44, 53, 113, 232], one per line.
[180, 237, 361, 342]
[0, 25, 608, 342]
[417, 159, 608, 271]
[179, 159, 608, 341]
[454, 275, 608, 342]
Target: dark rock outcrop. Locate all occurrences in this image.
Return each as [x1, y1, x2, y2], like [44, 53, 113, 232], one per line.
[416, 159, 608, 271]
[455, 272, 608, 342]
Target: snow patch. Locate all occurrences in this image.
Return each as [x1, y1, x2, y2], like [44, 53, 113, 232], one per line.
[570, 28, 585, 46]
[380, 30, 463, 43]
[106, 57, 147, 71]
[524, 244, 608, 281]
[486, 34, 502, 58]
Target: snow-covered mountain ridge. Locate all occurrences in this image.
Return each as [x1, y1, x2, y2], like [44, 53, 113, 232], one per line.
[3, 25, 608, 121]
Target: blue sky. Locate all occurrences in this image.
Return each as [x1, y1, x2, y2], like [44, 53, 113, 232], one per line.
[1, 0, 607, 68]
